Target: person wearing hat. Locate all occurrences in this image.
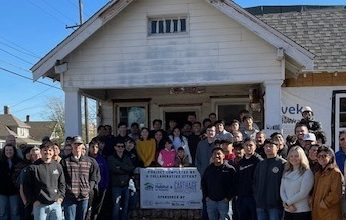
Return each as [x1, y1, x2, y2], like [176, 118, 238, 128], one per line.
[297, 106, 322, 132]
[302, 133, 317, 153]
[61, 136, 98, 220]
[23, 141, 65, 220]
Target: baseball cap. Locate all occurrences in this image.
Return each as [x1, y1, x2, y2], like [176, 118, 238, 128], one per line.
[303, 133, 316, 141]
[73, 136, 84, 144]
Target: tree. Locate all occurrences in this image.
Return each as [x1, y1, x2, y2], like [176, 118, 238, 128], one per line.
[45, 97, 65, 144]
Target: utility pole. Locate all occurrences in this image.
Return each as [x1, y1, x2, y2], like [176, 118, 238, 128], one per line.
[66, 0, 83, 29]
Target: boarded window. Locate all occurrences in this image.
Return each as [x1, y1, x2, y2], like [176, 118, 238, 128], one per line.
[149, 16, 188, 35]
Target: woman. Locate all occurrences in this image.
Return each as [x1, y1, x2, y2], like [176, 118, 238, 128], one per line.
[52, 143, 62, 163]
[168, 126, 192, 164]
[311, 145, 343, 220]
[136, 127, 156, 167]
[271, 132, 288, 159]
[0, 144, 22, 220]
[280, 146, 314, 220]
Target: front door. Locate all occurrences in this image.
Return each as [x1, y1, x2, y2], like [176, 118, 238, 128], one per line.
[165, 111, 195, 129]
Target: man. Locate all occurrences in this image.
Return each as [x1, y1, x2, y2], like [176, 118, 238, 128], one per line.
[336, 130, 346, 174]
[255, 131, 266, 159]
[24, 141, 65, 220]
[236, 138, 263, 220]
[208, 113, 217, 125]
[102, 124, 117, 157]
[233, 130, 243, 142]
[254, 139, 286, 220]
[128, 122, 140, 141]
[201, 147, 236, 220]
[188, 121, 203, 164]
[241, 115, 259, 140]
[149, 119, 166, 138]
[215, 120, 233, 141]
[294, 124, 309, 147]
[297, 106, 322, 132]
[61, 136, 98, 220]
[187, 113, 197, 124]
[195, 124, 216, 220]
[302, 133, 317, 154]
[271, 132, 288, 159]
[108, 140, 134, 220]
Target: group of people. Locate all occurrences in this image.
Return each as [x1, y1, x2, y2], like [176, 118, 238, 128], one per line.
[0, 107, 345, 220]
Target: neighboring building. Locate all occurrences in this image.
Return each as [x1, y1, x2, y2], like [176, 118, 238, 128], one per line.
[0, 106, 41, 146]
[30, 1, 345, 150]
[25, 115, 62, 143]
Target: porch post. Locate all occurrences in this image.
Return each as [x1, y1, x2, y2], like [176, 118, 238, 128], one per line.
[64, 87, 82, 137]
[263, 80, 283, 136]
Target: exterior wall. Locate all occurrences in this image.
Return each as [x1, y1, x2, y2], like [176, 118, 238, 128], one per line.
[63, 0, 281, 89]
[282, 86, 346, 152]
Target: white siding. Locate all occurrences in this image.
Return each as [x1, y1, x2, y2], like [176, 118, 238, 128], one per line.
[64, 0, 281, 89]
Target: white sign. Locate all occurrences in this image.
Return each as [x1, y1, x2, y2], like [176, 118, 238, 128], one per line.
[140, 167, 202, 209]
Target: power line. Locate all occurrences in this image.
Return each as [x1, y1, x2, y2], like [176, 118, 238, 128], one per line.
[0, 36, 41, 58]
[0, 48, 34, 65]
[0, 66, 62, 90]
[41, 0, 76, 24]
[0, 59, 31, 72]
[27, 0, 70, 26]
[0, 41, 41, 59]
[11, 88, 51, 108]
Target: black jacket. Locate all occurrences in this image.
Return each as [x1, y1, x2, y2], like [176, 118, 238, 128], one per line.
[108, 153, 134, 187]
[201, 162, 236, 201]
[24, 159, 65, 204]
[0, 158, 20, 195]
[236, 153, 263, 197]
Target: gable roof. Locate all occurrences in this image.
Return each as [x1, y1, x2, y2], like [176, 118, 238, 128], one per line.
[256, 7, 346, 71]
[26, 121, 58, 141]
[0, 114, 30, 128]
[0, 124, 17, 138]
[31, 0, 314, 81]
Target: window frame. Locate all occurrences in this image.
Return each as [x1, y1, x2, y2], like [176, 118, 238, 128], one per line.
[148, 15, 189, 37]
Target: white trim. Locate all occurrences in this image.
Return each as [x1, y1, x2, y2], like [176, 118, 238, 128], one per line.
[31, 0, 314, 81]
[334, 93, 346, 152]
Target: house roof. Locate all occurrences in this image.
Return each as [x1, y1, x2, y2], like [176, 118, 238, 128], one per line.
[257, 7, 346, 71]
[26, 121, 58, 141]
[0, 124, 17, 138]
[30, 0, 314, 81]
[0, 114, 30, 128]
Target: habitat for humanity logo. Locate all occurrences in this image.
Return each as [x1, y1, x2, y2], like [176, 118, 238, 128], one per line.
[144, 182, 154, 191]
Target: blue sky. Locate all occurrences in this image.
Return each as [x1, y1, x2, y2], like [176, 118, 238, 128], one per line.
[0, 0, 345, 121]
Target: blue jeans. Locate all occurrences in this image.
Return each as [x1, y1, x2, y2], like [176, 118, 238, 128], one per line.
[0, 194, 20, 220]
[206, 199, 230, 220]
[63, 198, 88, 220]
[112, 186, 129, 220]
[33, 202, 62, 220]
[257, 208, 283, 220]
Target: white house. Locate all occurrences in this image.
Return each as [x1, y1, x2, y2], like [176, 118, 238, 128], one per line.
[31, 0, 319, 145]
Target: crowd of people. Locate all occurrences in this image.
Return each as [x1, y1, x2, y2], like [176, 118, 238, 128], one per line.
[0, 107, 345, 220]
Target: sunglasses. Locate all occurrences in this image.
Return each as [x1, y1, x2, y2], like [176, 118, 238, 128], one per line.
[317, 154, 328, 159]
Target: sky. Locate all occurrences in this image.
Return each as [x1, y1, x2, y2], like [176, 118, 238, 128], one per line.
[0, 0, 345, 121]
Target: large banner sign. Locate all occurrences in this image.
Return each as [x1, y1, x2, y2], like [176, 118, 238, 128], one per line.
[140, 167, 202, 209]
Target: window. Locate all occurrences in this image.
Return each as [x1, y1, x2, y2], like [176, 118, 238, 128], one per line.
[116, 102, 149, 128]
[149, 16, 188, 35]
[332, 91, 346, 151]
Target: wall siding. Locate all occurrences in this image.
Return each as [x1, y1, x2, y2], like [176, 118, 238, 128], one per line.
[64, 0, 281, 88]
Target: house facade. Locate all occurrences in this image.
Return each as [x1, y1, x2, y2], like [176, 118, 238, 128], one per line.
[31, 0, 316, 142]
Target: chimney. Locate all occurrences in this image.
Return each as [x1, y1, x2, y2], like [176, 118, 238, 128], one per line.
[26, 115, 30, 123]
[4, 106, 9, 114]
